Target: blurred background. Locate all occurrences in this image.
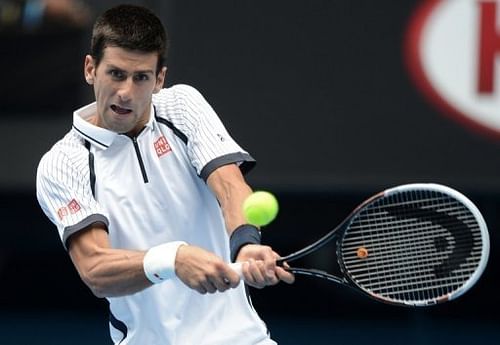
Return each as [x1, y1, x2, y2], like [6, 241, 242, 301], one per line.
[1, 0, 499, 344]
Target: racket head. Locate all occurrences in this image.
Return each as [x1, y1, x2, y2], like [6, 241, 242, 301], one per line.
[337, 183, 489, 307]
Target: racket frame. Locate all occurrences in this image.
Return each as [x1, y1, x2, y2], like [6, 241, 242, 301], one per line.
[277, 183, 490, 307]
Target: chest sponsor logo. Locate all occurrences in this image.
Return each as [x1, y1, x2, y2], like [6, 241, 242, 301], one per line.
[154, 135, 172, 157]
[406, 0, 500, 139]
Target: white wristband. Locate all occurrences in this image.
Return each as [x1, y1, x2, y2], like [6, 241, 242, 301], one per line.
[143, 241, 187, 284]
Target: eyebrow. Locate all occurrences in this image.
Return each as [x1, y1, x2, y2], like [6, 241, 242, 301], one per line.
[107, 64, 155, 75]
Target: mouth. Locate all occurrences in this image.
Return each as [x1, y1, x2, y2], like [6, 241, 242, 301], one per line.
[110, 104, 132, 115]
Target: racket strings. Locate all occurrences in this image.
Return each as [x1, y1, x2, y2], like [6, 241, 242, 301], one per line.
[347, 255, 481, 281]
[340, 190, 483, 304]
[343, 224, 480, 250]
[344, 247, 481, 272]
[350, 210, 478, 230]
[343, 233, 482, 269]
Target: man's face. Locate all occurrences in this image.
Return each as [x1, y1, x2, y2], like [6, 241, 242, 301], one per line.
[84, 46, 166, 135]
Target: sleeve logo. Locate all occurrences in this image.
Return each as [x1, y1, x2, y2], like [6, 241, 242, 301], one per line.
[57, 199, 81, 220]
[57, 207, 68, 220]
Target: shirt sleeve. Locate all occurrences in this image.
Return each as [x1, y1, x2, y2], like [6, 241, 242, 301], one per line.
[168, 84, 256, 180]
[36, 146, 109, 250]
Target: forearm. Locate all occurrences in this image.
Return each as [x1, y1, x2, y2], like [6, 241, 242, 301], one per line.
[70, 245, 151, 298]
[70, 228, 240, 297]
[207, 164, 253, 233]
[83, 249, 150, 297]
[206, 164, 295, 287]
[220, 183, 252, 232]
[68, 226, 153, 298]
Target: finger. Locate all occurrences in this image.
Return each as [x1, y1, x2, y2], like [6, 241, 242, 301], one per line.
[223, 263, 242, 288]
[194, 285, 207, 294]
[243, 260, 266, 289]
[276, 266, 295, 284]
[201, 279, 217, 294]
[211, 275, 232, 292]
[187, 278, 208, 294]
[257, 259, 279, 286]
[222, 277, 232, 287]
[253, 260, 268, 285]
[203, 263, 240, 292]
[260, 246, 278, 274]
[263, 259, 278, 282]
[266, 265, 281, 285]
[241, 261, 252, 282]
[256, 252, 279, 285]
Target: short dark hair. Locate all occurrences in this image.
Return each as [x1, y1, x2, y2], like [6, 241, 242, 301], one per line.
[90, 5, 168, 74]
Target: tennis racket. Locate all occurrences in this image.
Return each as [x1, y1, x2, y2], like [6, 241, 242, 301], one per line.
[231, 183, 489, 307]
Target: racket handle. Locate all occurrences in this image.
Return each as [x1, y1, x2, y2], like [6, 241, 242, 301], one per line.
[229, 260, 286, 279]
[229, 262, 243, 279]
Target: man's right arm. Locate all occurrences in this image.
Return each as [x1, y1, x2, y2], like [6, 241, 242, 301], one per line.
[68, 223, 152, 298]
[68, 223, 240, 297]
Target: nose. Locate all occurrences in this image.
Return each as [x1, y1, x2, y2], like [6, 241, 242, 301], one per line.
[117, 77, 134, 103]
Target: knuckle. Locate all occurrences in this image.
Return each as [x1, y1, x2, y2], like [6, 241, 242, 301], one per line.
[265, 276, 276, 285]
[204, 266, 218, 279]
[213, 261, 227, 273]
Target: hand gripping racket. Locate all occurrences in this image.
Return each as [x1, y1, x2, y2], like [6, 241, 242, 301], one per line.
[231, 183, 489, 307]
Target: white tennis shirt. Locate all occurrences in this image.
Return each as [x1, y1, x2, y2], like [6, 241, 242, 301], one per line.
[36, 84, 276, 345]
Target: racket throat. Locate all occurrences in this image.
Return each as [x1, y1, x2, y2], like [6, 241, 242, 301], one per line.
[288, 267, 346, 285]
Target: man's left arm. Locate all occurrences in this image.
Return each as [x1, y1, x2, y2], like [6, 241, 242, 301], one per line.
[207, 164, 294, 288]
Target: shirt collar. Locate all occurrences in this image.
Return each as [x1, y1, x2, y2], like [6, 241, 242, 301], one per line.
[72, 103, 155, 149]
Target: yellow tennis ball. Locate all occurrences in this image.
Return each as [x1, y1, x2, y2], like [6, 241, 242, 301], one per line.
[243, 191, 279, 226]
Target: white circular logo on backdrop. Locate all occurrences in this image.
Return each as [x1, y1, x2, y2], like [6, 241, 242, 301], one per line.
[406, 0, 500, 138]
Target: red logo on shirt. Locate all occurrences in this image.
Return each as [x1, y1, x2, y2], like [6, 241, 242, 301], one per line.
[68, 199, 81, 214]
[154, 136, 172, 157]
[57, 199, 81, 220]
[57, 207, 68, 220]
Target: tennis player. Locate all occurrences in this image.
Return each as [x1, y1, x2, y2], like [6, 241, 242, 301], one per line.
[36, 4, 294, 345]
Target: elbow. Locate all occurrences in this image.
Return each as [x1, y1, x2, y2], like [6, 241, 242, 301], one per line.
[80, 269, 109, 298]
[89, 285, 108, 299]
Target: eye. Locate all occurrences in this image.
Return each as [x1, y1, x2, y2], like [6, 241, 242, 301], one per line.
[134, 73, 150, 82]
[109, 69, 125, 80]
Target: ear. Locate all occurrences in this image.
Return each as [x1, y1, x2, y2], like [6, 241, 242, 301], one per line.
[84, 55, 96, 85]
[153, 66, 167, 93]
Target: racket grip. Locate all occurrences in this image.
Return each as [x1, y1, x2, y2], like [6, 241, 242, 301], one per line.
[229, 262, 244, 279]
[229, 260, 286, 279]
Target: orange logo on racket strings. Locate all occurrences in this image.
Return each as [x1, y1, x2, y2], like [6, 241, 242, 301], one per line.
[357, 247, 369, 259]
